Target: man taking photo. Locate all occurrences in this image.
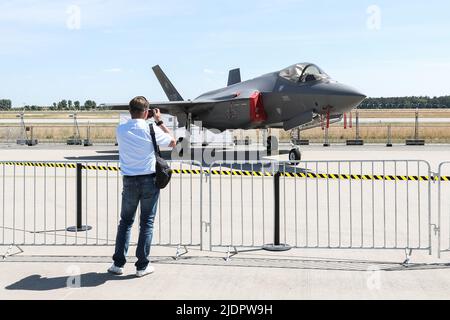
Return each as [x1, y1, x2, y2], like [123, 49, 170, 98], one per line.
[108, 96, 176, 277]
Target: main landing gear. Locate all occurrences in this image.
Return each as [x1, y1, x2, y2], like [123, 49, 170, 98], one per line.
[264, 130, 301, 165]
[266, 135, 278, 155]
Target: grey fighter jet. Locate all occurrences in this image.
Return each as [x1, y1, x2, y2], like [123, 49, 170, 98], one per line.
[105, 63, 366, 160]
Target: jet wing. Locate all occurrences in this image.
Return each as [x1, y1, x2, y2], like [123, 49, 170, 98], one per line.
[102, 101, 214, 114]
[101, 101, 216, 127]
[152, 101, 214, 115]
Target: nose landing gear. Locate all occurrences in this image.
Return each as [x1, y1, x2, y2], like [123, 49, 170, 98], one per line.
[289, 148, 302, 165]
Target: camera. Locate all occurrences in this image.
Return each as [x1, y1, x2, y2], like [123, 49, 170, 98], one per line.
[147, 108, 155, 119]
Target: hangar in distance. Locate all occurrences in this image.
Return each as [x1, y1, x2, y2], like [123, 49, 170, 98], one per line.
[105, 63, 366, 161]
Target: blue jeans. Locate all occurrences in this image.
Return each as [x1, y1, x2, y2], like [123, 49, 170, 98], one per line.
[113, 174, 160, 271]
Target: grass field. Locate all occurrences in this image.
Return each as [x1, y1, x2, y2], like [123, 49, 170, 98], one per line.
[279, 125, 450, 143]
[0, 125, 117, 143]
[0, 111, 119, 119]
[350, 109, 450, 118]
[1, 109, 450, 143]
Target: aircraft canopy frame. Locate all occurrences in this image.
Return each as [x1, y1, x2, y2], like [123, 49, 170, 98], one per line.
[279, 63, 330, 83]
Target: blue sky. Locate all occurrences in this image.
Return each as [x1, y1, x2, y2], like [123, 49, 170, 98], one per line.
[1, 0, 449, 107]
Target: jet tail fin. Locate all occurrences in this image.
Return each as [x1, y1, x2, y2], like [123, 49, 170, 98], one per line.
[227, 68, 241, 86]
[152, 65, 184, 101]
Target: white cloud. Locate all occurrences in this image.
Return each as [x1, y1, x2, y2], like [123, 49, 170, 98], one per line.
[203, 68, 228, 76]
[104, 68, 122, 73]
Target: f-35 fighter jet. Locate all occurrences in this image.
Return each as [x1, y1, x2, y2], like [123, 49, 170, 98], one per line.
[105, 63, 366, 161]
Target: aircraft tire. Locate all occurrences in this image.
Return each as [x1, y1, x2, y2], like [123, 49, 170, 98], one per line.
[176, 137, 185, 157]
[289, 148, 301, 165]
[267, 136, 278, 153]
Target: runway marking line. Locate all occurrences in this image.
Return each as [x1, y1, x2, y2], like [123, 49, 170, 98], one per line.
[2, 162, 448, 181]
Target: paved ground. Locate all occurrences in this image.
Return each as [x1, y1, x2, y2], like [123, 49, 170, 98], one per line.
[2, 143, 450, 169]
[1, 245, 450, 300]
[1, 144, 450, 299]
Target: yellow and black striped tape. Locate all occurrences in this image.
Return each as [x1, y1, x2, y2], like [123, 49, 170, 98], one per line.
[281, 172, 433, 181]
[82, 164, 120, 172]
[2, 162, 449, 181]
[3, 162, 78, 169]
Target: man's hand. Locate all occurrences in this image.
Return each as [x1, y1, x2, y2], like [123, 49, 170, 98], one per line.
[153, 108, 162, 122]
[153, 108, 176, 148]
[169, 139, 177, 148]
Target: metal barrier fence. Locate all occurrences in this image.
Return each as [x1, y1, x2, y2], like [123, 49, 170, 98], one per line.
[207, 160, 432, 254]
[438, 162, 450, 258]
[0, 125, 117, 144]
[0, 161, 203, 248]
[7, 158, 450, 261]
[3, 123, 450, 145]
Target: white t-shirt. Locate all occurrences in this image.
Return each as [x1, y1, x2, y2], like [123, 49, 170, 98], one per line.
[116, 119, 172, 176]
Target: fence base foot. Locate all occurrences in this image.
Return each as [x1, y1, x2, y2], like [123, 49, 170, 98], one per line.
[346, 140, 364, 146]
[262, 244, 292, 252]
[174, 245, 188, 260]
[66, 225, 92, 232]
[225, 246, 238, 262]
[406, 139, 425, 146]
[402, 248, 413, 266]
[2, 245, 23, 261]
[66, 139, 83, 146]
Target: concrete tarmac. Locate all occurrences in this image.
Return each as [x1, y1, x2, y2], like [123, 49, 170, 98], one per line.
[2, 143, 450, 168]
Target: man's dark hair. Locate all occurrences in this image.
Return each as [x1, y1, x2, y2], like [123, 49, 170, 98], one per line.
[129, 96, 150, 116]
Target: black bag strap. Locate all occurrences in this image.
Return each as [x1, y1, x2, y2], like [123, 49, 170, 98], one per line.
[149, 124, 161, 156]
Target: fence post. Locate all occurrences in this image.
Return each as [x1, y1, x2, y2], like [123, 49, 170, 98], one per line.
[67, 163, 92, 232]
[263, 170, 291, 251]
[387, 125, 393, 147]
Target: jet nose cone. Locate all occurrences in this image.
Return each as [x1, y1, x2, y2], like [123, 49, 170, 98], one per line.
[326, 83, 366, 112]
[346, 89, 366, 106]
[348, 87, 366, 100]
[333, 83, 366, 98]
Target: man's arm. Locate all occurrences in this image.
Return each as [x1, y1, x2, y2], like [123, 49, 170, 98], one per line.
[153, 108, 176, 148]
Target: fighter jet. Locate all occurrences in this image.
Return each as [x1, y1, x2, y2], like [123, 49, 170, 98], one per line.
[105, 63, 366, 161]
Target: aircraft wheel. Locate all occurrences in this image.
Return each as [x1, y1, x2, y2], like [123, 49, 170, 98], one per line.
[289, 148, 301, 165]
[176, 137, 185, 157]
[267, 136, 278, 153]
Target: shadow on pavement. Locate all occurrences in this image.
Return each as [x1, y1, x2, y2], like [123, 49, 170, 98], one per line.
[152, 256, 450, 272]
[65, 155, 119, 161]
[95, 150, 119, 154]
[5, 273, 136, 291]
[4, 255, 450, 275]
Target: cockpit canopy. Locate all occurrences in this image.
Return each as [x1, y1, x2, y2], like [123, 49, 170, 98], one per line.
[279, 63, 330, 83]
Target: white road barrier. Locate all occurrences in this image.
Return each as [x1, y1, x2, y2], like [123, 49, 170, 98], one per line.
[1, 159, 450, 262]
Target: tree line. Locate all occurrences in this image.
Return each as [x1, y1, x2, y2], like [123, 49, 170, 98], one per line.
[0, 99, 12, 110]
[0, 99, 97, 111]
[359, 96, 450, 109]
[49, 100, 97, 111]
